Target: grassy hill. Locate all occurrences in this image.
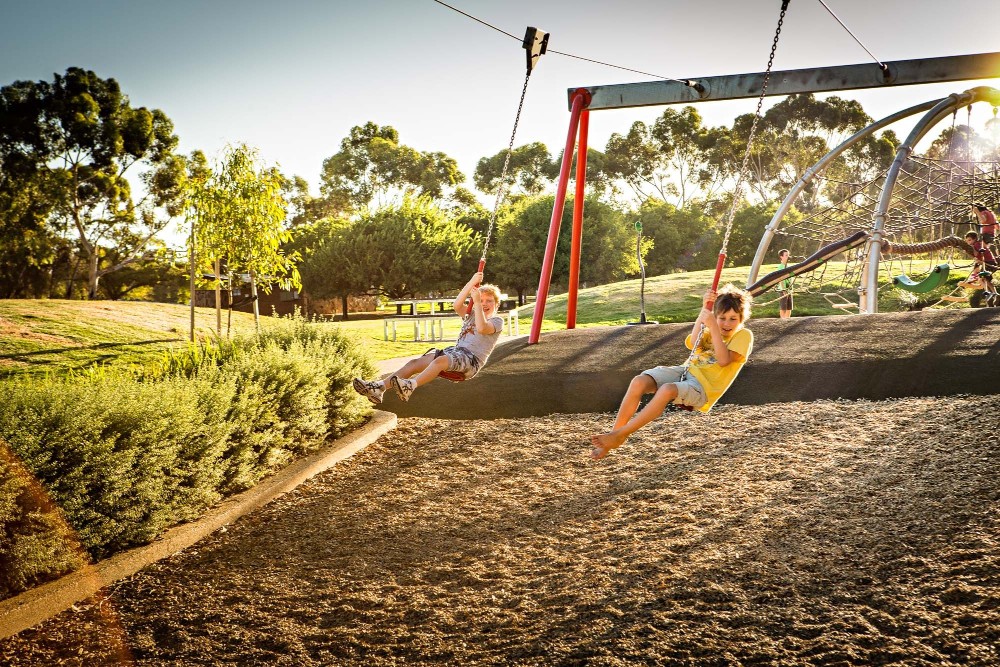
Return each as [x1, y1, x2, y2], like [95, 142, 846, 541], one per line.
[0, 300, 264, 377]
[0, 260, 973, 374]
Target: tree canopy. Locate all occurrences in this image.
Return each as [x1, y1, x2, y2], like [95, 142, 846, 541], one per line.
[0, 67, 186, 298]
[490, 194, 638, 303]
[319, 122, 464, 214]
[188, 144, 299, 327]
[474, 142, 558, 197]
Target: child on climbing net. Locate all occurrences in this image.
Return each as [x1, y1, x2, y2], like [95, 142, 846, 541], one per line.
[971, 202, 998, 248]
[353, 272, 504, 404]
[961, 231, 998, 305]
[589, 284, 754, 461]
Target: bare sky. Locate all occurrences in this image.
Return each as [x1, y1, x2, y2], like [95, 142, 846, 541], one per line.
[2, 0, 999, 239]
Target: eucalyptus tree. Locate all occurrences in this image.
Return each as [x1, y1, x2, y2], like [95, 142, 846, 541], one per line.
[603, 121, 670, 203]
[601, 108, 721, 208]
[708, 93, 881, 210]
[650, 107, 726, 207]
[282, 174, 342, 228]
[319, 122, 464, 213]
[0, 67, 186, 299]
[0, 157, 64, 297]
[474, 142, 558, 196]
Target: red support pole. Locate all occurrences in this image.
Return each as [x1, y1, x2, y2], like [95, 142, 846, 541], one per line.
[529, 90, 589, 344]
[566, 108, 589, 330]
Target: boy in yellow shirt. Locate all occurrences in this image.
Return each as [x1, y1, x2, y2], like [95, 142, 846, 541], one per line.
[590, 285, 754, 460]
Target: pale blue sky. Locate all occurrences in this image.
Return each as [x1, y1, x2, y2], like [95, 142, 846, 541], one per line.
[2, 0, 999, 235]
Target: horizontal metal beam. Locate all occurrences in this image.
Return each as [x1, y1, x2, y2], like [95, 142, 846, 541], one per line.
[572, 51, 1000, 111]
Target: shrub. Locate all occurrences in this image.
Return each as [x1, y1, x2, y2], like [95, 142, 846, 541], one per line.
[0, 314, 377, 598]
[0, 440, 86, 599]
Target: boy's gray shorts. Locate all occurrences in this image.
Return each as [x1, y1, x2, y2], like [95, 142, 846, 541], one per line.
[424, 346, 480, 379]
[642, 365, 707, 409]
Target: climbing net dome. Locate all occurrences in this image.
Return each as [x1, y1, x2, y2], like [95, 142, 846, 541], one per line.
[749, 86, 1000, 312]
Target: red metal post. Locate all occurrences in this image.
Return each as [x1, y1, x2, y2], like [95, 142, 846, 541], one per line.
[566, 108, 589, 329]
[529, 90, 589, 345]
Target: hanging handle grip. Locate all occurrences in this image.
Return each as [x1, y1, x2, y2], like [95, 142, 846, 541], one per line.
[465, 259, 486, 311]
[474, 259, 485, 288]
[708, 252, 726, 309]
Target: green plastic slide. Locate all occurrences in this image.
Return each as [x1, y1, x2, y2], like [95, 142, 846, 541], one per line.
[893, 264, 950, 293]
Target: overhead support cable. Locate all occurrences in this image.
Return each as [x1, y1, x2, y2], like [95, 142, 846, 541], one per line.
[430, 0, 519, 39]
[429, 0, 703, 90]
[544, 48, 703, 90]
[815, 0, 890, 79]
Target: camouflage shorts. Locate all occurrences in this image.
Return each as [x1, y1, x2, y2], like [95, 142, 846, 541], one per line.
[424, 346, 480, 379]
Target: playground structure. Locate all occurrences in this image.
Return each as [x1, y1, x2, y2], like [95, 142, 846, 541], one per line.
[748, 86, 1000, 311]
[527, 46, 1000, 341]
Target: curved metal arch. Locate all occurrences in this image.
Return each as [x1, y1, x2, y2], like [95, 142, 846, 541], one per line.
[862, 86, 1000, 312]
[749, 86, 1000, 312]
[747, 99, 940, 286]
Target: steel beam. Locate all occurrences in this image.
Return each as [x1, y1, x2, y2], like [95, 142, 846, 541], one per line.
[571, 52, 1000, 111]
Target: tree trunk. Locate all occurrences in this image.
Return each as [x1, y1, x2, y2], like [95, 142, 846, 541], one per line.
[189, 242, 196, 342]
[250, 271, 260, 331]
[341, 294, 349, 320]
[214, 258, 222, 336]
[86, 251, 100, 299]
[65, 255, 81, 299]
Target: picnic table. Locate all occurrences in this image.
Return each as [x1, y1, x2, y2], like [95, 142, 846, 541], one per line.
[388, 298, 455, 315]
[383, 295, 520, 342]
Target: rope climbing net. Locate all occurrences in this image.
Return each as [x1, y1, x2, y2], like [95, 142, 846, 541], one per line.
[766, 126, 1000, 304]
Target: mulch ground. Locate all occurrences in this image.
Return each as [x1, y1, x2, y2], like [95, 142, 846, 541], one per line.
[2, 395, 999, 665]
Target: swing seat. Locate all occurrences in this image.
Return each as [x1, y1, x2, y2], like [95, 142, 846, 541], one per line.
[439, 370, 466, 383]
[893, 264, 950, 293]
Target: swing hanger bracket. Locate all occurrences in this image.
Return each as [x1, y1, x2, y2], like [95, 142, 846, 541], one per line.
[523, 26, 549, 75]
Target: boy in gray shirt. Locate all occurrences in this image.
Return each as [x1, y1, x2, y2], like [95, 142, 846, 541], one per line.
[353, 272, 505, 404]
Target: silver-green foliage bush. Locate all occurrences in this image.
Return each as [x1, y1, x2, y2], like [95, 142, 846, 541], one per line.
[0, 316, 376, 598]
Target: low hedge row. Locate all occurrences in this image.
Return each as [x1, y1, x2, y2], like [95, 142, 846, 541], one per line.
[0, 317, 376, 600]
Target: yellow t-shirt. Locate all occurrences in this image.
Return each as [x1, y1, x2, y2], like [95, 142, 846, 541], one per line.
[683, 326, 753, 412]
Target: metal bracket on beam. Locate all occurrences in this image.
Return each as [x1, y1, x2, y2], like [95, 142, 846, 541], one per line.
[568, 51, 1000, 111]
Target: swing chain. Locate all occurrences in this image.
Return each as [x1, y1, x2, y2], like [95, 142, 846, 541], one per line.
[720, 0, 788, 256]
[482, 71, 532, 265]
[686, 1, 788, 368]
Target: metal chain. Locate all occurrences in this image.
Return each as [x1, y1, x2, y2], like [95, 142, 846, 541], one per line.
[481, 71, 532, 265]
[685, 1, 787, 369]
[720, 1, 787, 256]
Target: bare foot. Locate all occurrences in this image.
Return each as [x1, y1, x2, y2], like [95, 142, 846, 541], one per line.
[589, 432, 626, 461]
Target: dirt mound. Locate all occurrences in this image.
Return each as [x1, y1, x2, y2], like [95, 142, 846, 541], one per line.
[387, 309, 1000, 419]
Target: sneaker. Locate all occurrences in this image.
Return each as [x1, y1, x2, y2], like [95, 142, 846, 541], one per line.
[352, 378, 384, 406]
[390, 375, 416, 402]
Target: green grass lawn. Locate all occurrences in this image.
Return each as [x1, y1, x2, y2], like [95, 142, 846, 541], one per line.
[0, 300, 267, 377]
[0, 260, 977, 374]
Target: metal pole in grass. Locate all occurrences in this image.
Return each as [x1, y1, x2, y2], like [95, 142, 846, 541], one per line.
[627, 221, 657, 326]
[189, 218, 196, 342]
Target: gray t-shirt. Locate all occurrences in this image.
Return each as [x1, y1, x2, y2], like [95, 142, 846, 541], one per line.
[455, 314, 504, 367]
